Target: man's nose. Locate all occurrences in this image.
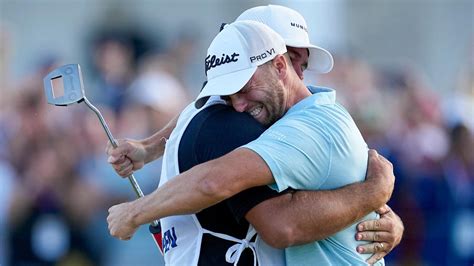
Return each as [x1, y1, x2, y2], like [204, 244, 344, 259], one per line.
[230, 94, 247, 113]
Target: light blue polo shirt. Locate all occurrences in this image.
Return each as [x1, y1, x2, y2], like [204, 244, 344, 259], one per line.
[243, 86, 383, 265]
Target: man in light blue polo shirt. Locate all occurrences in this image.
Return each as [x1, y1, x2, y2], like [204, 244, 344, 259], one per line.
[242, 85, 379, 265]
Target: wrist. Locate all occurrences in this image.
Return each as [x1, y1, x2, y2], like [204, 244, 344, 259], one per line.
[128, 200, 141, 227]
[129, 197, 148, 227]
[360, 180, 384, 210]
[142, 135, 166, 163]
[130, 193, 162, 227]
[139, 139, 152, 163]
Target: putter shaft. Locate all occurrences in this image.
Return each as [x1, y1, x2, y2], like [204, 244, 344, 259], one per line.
[84, 98, 159, 227]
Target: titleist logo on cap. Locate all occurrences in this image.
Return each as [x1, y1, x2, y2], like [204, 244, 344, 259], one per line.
[290, 22, 307, 33]
[205, 53, 239, 74]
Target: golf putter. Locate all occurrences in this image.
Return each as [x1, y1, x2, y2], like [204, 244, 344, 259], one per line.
[43, 64, 163, 254]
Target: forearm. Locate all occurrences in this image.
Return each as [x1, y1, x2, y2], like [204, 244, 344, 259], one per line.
[289, 181, 377, 243]
[130, 148, 273, 226]
[280, 150, 394, 245]
[250, 180, 380, 248]
[130, 162, 218, 225]
[141, 115, 178, 163]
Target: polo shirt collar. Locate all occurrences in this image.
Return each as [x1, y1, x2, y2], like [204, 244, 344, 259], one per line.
[287, 86, 336, 115]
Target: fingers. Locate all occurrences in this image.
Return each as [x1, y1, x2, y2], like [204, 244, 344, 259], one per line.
[107, 206, 119, 238]
[369, 149, 379, 158]
[105, 139, 146, 175]
[358, 216, 393, 232]
[357, 242, 389, 264]
[366, 149, 384, 176]
[356, 206, 404, 264]
[107, 205, 134, 240]
[118, 161, 134, 177]
[105, 139, 136, 177]
[376, 152, 393, 167]
[106, 141, 130, 163]
[366, 149, 395, 207]
[366, 252, 387, 265]
[356, 231, 394, 245]
[367, 149, 379, 163]
[105, 140, 114, 154]
[108, 156, 133, 177]
[368, 149, 393, 171]
[357, 241, 389, 254]
[375, 204, 391, 215]
[107, 154, 124, 164]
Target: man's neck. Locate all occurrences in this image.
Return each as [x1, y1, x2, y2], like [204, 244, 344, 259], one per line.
[287, 81, 311, 108]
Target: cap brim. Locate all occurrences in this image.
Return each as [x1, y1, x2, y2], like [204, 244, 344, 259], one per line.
[285, 40, 334, 73]
[195, 66, 257, 108]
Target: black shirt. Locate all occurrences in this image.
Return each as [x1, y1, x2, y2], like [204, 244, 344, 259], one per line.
[178, 104, 280, 265]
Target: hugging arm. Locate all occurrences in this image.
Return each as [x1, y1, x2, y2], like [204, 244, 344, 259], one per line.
[107, 147, 393, 240]
[244, 149, 395, 249]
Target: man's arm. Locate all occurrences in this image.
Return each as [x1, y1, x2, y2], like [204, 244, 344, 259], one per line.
[106, 115, 178, 176]
[131, 148, 274, 222]
[244, 149, 394, 249]
[107, 149, 394, 239]
[107, 148, 278, 239]
[141, 115, 178, 162]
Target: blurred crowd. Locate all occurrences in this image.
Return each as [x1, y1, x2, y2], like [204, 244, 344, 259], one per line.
[0, 25, 473, 266]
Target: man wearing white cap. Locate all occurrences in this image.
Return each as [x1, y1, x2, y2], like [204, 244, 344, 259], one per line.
[107, 6, 402, 265]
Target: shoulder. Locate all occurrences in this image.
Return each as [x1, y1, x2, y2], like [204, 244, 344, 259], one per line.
[179, 104, 267, 168]
[189, 104, 266, 140]
[195, 104, 263, 127]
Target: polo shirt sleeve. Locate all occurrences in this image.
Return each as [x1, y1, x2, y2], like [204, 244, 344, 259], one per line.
[242, 113, 332, 192]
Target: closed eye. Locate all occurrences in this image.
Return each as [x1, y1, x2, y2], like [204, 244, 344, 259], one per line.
[301, 62, 308, 71]
[221, 95, 231, 104]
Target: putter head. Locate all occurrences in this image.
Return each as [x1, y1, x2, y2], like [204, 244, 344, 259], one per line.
[43, 64, 85, 106]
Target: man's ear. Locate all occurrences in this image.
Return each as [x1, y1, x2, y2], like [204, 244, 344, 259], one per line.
[271, 55, 288, 79]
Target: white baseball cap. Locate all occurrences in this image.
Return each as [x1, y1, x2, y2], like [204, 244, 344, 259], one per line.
[236, 5, 334, 74]
[195, 20, 287, 108]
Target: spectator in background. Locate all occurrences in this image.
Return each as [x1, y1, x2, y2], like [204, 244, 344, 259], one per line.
[312, 53, 390, 151]
[89, 29, 152, 114]
[443, 124, 474, 264]
[162, 27, 203, 95]
[127, 53, 190, 131]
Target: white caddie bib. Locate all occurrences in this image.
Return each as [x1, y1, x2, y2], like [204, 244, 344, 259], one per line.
[158, 97, 284, 266]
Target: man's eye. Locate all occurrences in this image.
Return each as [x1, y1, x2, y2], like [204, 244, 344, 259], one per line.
[301, 63, 308, 71]
[221, 96, 231, 103]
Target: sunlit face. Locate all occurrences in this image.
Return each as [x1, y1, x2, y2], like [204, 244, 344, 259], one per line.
[287, 47, 309, 80]
[224, 63, 288, 126]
